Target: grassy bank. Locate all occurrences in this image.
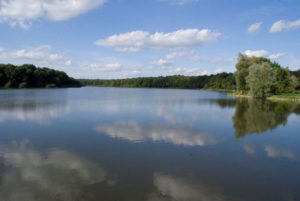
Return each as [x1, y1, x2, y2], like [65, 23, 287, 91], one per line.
[268, 93, 300, 101]
[229, 92, 300, 102]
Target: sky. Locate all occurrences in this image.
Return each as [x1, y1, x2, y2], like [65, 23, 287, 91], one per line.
[0, 0, 300, 79]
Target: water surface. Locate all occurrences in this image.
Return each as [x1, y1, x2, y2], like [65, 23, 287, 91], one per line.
[0, 87, 299, 201]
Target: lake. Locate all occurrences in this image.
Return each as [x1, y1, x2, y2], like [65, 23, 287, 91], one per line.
[0, 87, 299, 201]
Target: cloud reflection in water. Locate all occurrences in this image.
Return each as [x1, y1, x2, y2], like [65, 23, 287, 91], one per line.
[0, 102, 69, 125]
[148, 173, 225, 201]
[265, 145, 297, 160]
[0, 140, 109, 201]
[95, 121, 217, 147]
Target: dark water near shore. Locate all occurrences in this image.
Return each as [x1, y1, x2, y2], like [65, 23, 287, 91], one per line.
[0, 87, 299, 201]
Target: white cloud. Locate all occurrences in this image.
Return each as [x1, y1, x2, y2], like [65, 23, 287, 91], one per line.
[72, 62, 143, 79]
[244, 50, 268, 57]
[152, 58, 174, 67]
[265, 145, 296, 160]
[214, 68, 224, 74]
[151, 51, 229, 76]
[268, 53, 285, 59]
[244, 50, 285, 59]
[65, 60, 72, 66]
[163, 0, 199, 6]
[0, 0, 107, 28]
[95, 121, 217, 147]
[89, 63, 121, 71]
[247, 22, 263, 34]
[94, 29, 221, 52]
[174, 67, 205, 75]
[0, 45, 143, 78]
[152, 51, 186, 67]
[270, 19, 300, 33]
[243, 144, 256, 155]
[0, 45, 72, 66]
[165, 51, 186, 60]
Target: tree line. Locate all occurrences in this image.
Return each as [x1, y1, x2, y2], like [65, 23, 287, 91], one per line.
[0, 64, 81, 88]
[79, 72, 236, 90]
[1, 55, 299, 93]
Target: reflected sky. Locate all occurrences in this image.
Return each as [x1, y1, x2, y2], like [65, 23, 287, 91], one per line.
[0, 87, 299, 201]
[95, 121, 217, 147]
[0, 89, 69, 125]
[0, 140, 109, 201]
[150, 173, 227, 201]
[265, 145, 297, 161]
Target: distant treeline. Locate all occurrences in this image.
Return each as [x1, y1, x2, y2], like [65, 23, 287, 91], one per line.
[0, 64, 81, 88]
[79, 72, 236, 90]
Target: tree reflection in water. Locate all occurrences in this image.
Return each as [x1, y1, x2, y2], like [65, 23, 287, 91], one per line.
[233, 98, 299, 138]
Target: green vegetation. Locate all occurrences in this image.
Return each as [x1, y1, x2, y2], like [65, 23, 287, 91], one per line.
[246, 62, 275, 99]
[269, 92, 300, 100]
[291, 69, 300, 90]
[234, 53, 299, 99]
[0, 64, 81, 88]
[80, 54, 299, 99]
[79, 72, 236, 90]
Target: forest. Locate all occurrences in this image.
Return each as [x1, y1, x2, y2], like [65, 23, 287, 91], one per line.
[0, 64, 81, 88]
[79, 72, 236, 90]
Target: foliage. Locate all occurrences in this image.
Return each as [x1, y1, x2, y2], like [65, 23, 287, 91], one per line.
[246, 62, 275, 99]
[270, 92, 300, 100]
[79, 73, 236, 90]
[234, 53, 252, 92]
[234, 54, 299, 99]
[291, 69, 300, 90]
[0, 64, 81, 88]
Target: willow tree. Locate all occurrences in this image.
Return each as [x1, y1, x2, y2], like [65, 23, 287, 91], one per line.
[246, 62, 275, 99]
[234, 53, 252, 93]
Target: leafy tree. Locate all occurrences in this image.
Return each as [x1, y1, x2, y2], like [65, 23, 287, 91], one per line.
[234, 53, 252, 92]
[246, 62, 275, 99]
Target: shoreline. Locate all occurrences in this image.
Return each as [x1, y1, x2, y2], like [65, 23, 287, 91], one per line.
[228, 93, 300, 102]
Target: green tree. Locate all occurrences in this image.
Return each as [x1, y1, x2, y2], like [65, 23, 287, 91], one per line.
[246, 62, 275, 99]
[234, 53, 252, 93]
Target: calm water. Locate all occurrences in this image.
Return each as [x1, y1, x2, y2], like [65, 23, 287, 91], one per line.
[0, 87, 299, 201]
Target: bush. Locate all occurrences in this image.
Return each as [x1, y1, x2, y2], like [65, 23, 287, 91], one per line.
[18, 82, 28, 88]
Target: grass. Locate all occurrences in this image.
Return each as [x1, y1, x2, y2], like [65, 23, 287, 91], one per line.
[269, 92, 300, 100]
[228, 91, 300, 101]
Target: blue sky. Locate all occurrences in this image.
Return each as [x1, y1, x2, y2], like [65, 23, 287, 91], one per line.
[0, 0, 300, 79]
